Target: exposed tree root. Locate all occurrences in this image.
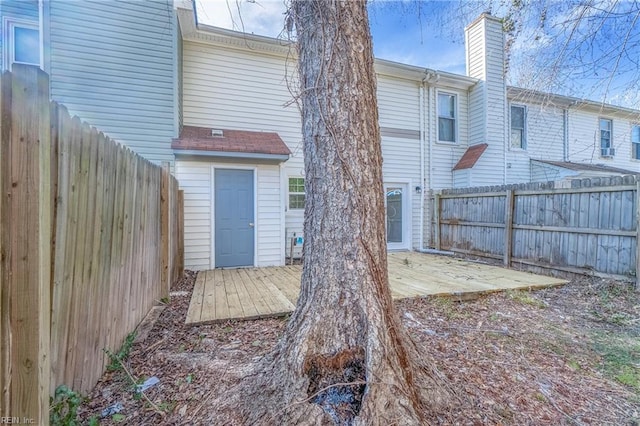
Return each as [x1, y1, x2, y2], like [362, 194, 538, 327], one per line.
[205, 321, 456, 426]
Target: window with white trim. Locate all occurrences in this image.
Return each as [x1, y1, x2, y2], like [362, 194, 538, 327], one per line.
[2, 17, 40, 70]
[600, 118, 614, 157]
[437, 92, 457, 143]
[632, 125, 640, 160]
[288, 177, 305, 209]
[510, 105, 526, 149]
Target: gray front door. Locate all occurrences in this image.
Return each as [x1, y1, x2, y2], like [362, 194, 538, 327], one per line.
[215, 169, 254, 267]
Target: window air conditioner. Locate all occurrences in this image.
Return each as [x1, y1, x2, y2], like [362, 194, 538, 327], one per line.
[601, 147, 615, 157]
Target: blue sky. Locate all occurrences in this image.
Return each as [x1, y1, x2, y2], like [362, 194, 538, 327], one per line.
[196, 0, 468, 72]
[196, 0, 640, 109]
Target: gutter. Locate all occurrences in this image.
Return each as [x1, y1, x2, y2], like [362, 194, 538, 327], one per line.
[173, 150, 290, 162]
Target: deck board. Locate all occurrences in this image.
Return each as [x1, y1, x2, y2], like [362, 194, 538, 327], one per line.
[186, 252, 567, 324]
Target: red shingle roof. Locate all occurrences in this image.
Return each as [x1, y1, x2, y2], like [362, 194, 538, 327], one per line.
[453, 143, 488, 171]
[172, 126, 291, 156]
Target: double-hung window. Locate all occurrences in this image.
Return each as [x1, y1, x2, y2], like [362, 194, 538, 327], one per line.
[2, 18, 40, 70]
[632, 125, 640, 160]
[510, 105, 526, 149]
[600, 118, 614, 157]
[438, 92, 457, 143]
[288, 177, 305, 210]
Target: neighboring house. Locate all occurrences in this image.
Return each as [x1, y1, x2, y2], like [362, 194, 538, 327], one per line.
[0, 0, 179, 163]
[4, 2, 638, 271]
[506, 87, 640, 184]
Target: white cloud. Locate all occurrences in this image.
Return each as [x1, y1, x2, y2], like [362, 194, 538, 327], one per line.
[196, 0, 289, 37]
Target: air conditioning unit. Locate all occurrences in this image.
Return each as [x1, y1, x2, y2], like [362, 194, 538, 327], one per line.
[601, 147, 615, 157]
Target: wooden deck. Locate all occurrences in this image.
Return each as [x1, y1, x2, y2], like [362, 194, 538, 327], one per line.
[185, 252, 567, 324]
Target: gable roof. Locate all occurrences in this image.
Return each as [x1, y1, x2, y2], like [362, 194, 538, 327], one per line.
[507, 87, 640, 118]
[533, 160, 639, 175]
[173, 126, 291, 161]
[453, 144, 488, 171]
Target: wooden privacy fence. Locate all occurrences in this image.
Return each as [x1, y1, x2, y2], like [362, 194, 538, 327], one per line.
[0, 65, 184, 423]
[431, 175, 639, 287]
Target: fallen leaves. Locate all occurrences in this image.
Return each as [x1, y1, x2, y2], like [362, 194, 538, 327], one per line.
[78, 272, 639, 425]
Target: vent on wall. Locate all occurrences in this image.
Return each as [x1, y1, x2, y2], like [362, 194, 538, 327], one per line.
[211, 129, 224, 137]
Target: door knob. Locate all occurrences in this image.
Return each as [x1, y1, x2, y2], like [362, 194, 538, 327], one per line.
[249, 222, 254, 227]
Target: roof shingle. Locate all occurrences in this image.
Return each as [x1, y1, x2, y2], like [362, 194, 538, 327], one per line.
[453, 143, 488, 171]
[172, 126, 291, 156]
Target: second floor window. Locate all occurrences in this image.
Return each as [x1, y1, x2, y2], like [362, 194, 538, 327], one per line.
[288, 177, 305, 209]
[438, 93, 456, 143]
[510, 105, 526, 149]
[633, 125, 640, 160]
[600, 118, 614, 157]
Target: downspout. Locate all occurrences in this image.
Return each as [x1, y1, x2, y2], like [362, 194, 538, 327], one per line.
[191, 0, 199, 26]
[419, 82, 425, 251]
[419, 71, 453, 255]
[38, 0, 44, 69]
[428, 84, 433, 205]
[563, 107, 569, 161]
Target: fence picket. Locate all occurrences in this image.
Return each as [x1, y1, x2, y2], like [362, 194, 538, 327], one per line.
[436, 178, 638, 281]
[0, 67, 184, 418]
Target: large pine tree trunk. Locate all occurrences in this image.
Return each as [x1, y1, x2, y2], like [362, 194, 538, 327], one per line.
[218, 1, 447, 424]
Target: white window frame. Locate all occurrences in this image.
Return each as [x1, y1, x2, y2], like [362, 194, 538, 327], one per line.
[2, 17, 41, 70]
[599, 118, 614, 157]
[632, 124, 640, 160]
[437, 91, 458, 144]
[509, 104, 527, 150]
[288, 177, 305, 210]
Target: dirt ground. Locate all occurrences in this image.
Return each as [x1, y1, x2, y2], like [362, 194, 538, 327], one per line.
[78, 267, 640, 425]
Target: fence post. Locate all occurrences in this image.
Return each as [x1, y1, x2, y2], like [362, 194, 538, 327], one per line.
[0, 65, 51, 423]
[160, 162, 170, 298]
[434, 193, 441, 251]
[504, 189, 514, 267]
[177, 190, 185, 277]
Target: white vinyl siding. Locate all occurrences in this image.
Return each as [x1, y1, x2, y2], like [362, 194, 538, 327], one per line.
[183, 40, 305, 245]
[48, 0, 176, 164]
[567, 109, 637, 170]
[176, 160, 283, 270]
[530, 162, 575, 183]
[505, 101, 566, 184]
[175, 161, 212, 270]
[255, 165, 283, 266]
[429, 87, 469, 190]
[463, 14, 506, 186]
[466, 19, 486, 148]
[377, 75, 422, 249]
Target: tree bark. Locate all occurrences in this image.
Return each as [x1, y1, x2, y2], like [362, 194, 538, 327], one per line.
[216, 1, 448, 424]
